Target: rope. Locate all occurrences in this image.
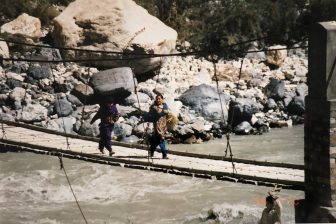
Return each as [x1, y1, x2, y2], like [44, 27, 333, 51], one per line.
[58, 155, 89, 224]
[49, 53, 71, 150]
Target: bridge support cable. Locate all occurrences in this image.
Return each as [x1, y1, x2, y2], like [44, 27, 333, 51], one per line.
[58, 155, 89, 224]
[78, 67, 91, 132]
[0, 55, 7, 139]
[49, 52, 71, 150]
[211, 56, 237, 174]
[131, 69, 153, 165]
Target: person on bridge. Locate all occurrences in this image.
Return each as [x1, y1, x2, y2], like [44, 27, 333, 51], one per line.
[148, 93, 169, 159]
[258, 195, 282, 224]
[90, 100, 119, 157]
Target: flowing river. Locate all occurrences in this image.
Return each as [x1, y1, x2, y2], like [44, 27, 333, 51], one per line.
[0, 125, 304, 224]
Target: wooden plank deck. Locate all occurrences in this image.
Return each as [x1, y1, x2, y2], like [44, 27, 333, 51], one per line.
[0, 123, 304, 190]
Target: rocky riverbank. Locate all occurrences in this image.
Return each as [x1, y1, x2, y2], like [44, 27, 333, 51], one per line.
[0, 43, 307, 144]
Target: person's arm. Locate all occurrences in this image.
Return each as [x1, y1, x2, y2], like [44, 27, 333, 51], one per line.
[90, 108, 101, 124]
[111, 104, 120, 122]
[162, 103, 169, 115]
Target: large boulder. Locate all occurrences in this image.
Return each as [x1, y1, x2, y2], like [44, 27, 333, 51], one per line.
[71, 82, 94, 103]
[179, 84, 228, 121]
[90, 67, 136, 103]
[0, 13, 42, 43]
[52, 0, 177, 74]
[266, 45, 287, 67]
[214, 63, 252, 82]
[263, 78, 285, 100]
[17, 103, 48, 122]
[228, 98, 261, 127]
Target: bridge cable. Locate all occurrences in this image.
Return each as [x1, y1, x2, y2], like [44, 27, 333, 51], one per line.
[18, 48, 35, 125]
[0, 55, 7, 139]
[0, 27, 308, 57]
[58, 155, 89, 224]
[0, 44, 308, 64]
[78, 67, 91, 132]
[211, 56, 238, 174]
[131, 68, 153, 165]
[49, 52, 71, 150]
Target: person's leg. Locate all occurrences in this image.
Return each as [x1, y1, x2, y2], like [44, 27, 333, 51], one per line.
[105, 125, 114, 156]
[159, 139, 167, 159]
[149, 134, 160, 157]
[98, 126, 106, 153]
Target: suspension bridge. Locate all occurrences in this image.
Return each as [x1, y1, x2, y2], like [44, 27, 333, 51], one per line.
[0, 120, 304, 190]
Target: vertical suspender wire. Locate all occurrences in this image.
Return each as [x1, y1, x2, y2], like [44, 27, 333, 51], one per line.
[0, 55, 6, 139]
[211, 56, 237, 174]
[18, 48, 35, 125]
[226, 58, 245, 173]
[58, 155, 88, 224]
[79, 67, 90, 132]
[49, 52, 71, 150]
[131, 68, 152, 165]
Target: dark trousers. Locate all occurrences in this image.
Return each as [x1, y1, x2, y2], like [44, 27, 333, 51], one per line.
[99, 123, 114, 152]
[149, 133, 167, 158]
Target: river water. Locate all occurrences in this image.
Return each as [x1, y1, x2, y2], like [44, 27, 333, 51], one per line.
[0, 126, 304, 224]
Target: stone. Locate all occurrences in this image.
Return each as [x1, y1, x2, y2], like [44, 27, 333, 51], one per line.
[17, 103, 48, 122]
[266, 45, 287, 67]
[6, 78, 22, 89]
[44, 117, 76, 134]
[54, 99, 73, 117]
[71, 82, 94, 103]
[263, 78, 285, 100]
[214, 63, 252, 82]
[113, 123, 133, 138]
[28, 66, 52, 80]
[288, 95, 305, 116]
[0, 13, 42, 43]
[52, 0, 177, 73]
[124, 92, 151, 105]
[67, 94, 84, 106]
[9, 87, 26, 101]
[179, 84, 228, 121]
[233, 121, 253, 135]
[120, 135, 140, 144]
[0, 41, 9, 58]
[77, 120, 100, 137]
[90, 67, 135, 103]
[228, 98, 261, 127]
[183, 135, 197, 144]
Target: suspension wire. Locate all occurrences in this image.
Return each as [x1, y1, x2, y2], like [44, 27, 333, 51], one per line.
[78, 67, 91, 131]
[0, 55, 6, 139]
[18, 48, 36, 122]
[229, 59, 244, 129]
[58, 155, 88, 224]
[49, 52, 71, 150]
[0, 44, 308, 64]
[131, 68, 153, 165]
[225, 58, 245, 174]
[211, 55, 237, 174]
[0, 27, 308, 58]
